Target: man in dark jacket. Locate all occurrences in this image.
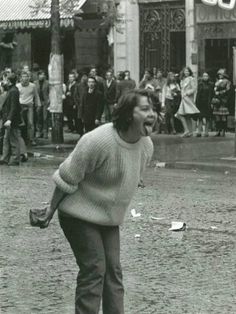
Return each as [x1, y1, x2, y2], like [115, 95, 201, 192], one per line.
[0, 73, 22, 166]
[81, 76, 104, 133]
[103, 70, 117, 122]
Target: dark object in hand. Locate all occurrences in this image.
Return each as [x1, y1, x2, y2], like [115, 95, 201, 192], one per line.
[29, 207, 47, 228]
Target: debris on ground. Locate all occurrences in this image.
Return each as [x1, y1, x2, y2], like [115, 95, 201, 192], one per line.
[169, 221, 186, 231]
[150, 216, 165, 220]
[131, 208, 141, 218]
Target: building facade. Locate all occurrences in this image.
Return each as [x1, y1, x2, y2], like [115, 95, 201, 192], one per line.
[114, 0, 236, 82]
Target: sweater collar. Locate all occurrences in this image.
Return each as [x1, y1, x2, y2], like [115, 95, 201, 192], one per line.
[112, 124, 143, 149]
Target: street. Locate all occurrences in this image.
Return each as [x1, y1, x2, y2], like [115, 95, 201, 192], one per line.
[1, 159, 236, 314]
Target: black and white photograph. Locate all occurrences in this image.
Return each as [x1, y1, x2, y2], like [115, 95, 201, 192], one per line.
[0, 0, 236, 313]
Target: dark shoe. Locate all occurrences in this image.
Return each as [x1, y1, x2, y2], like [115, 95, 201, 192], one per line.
[0, 160, 8, 165]
[21, 154, 28, 162]
[8, 161, 20, 166]
[214, 132, 221, 137]
[196, 133, 201, 137]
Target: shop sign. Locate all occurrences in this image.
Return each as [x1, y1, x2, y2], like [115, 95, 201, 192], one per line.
[202, 0, 236, 10]
[196, 3, 236, 23]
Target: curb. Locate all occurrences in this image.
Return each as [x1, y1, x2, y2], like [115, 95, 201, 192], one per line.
[164, 161, 236, 174]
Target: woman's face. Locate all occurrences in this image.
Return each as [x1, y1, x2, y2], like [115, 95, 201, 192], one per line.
[130, 96, 157, 137]
[202, 73, 209, 81]
[184, 68, 190, 77]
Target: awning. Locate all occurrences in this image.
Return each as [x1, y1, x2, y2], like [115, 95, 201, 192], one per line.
[0, 0, 87, 30]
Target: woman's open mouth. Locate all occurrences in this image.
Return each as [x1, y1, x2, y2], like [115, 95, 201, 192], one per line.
[143, 121, 154, 136]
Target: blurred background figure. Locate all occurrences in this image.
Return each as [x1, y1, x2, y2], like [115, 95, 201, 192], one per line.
[195, 72, 214, 137]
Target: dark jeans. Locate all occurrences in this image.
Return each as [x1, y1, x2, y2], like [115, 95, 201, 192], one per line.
[59, 213, 124, 314]
[1, 127, 21, 163]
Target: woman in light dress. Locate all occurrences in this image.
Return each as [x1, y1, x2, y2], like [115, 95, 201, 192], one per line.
[175, 67, 199, 137]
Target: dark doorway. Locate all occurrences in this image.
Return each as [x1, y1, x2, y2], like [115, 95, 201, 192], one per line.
[170, 31, 185, 74]
[205, 38, 236, 80]
[31, 29, 50, 72]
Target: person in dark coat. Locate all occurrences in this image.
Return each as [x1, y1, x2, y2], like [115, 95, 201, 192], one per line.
[116, 71, 136, 103]
[103, 70, 117, 122]
[195, 72, 214, 137]
[0, 73, 22, 165]
[74, 73, 88, 136]
[64, 72, 77, 132]
[81, 76, 104, 133]
[211, 69, 231, 137]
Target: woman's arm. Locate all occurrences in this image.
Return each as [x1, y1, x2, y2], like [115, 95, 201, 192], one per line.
[40, 186, 67, 228]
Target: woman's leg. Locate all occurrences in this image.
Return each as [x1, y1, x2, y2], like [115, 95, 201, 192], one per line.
[178, 115, 189, 135]
[59, 214, 106, 314]
[197, 118, 202, 136]
[101, 226, 124, 314]
[170, 115, 176, 134]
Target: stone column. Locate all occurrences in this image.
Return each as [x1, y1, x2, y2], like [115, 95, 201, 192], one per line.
[185, 0, 198, 77]
[114, 0, 140, 83]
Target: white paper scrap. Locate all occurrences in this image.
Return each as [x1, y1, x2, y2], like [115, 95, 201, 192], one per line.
[131, 209, 141, 218]
[169, 221, 186, 231]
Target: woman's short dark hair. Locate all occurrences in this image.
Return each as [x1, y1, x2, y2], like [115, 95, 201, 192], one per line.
[112, 89, 158, 132]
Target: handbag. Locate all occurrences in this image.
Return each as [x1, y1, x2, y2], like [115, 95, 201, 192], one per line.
[29, 207, 47, 227]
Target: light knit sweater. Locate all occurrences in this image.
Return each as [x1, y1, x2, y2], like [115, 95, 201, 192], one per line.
[16, 82, 41, 107]
[53, 123, 153, 226]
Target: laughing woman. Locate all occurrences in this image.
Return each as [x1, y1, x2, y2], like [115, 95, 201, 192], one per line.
[175, 67, 200, 137]
[40, 89, 157, 314]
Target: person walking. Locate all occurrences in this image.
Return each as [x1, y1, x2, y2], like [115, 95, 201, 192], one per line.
[175, 67, 199, 137]
[0, 73, 22, 166]
[81, 76, 104, 133]
[212, 69, 231, 137]
[103, 70, 117, 122]
[34, 70, 50, 139]
[162, 72, 181, 134]
[16, 71, 41, 146]
[39, 89, 157, 314]
[195, 72, 214, 137]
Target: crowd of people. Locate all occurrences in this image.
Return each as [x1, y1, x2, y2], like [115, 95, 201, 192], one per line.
[0, 63, 235, 166]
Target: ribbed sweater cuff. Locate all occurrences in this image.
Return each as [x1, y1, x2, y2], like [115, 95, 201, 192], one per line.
[52, 170, 78, 194]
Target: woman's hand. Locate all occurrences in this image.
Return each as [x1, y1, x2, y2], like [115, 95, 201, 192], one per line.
[38, 207, 55, 229]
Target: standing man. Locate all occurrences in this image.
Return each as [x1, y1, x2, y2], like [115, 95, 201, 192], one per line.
[35, 70, 50, 139]
[116, 71, 136, 103]
[89, 67, 104, 95]
[103, 70, 117, 122]
[16, 71, 41, 146]
[74, 73, 88, 136]
[0, 73, 22, 166]
[64, 72, 77, 133]
[81, 76, 103, 133]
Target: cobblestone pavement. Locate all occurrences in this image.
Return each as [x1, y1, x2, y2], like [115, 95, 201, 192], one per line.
[0, 159, 236, 314]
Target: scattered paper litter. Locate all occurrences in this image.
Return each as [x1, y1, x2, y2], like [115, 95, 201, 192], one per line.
[224, 171, 229, 175]
[210, 226, 218, 230]
[131, 209, 141, 218]
[150, 216, 165, 220]
[135, 234, 141, 238]
[42, 202, 49, 205]
[169, 221, 186, 231]
[33, 152, 41, 158]
[155, 162, 166, 168]
[197, 179, 204, 182]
